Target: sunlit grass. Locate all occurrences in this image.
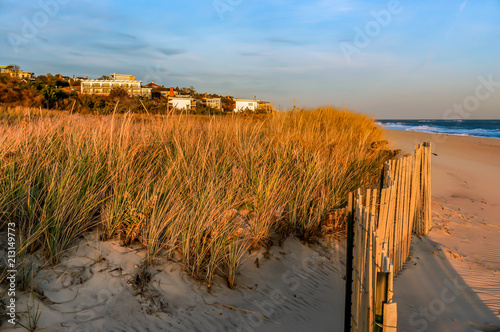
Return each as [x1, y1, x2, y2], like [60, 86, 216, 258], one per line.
[0, 106, 391, 288]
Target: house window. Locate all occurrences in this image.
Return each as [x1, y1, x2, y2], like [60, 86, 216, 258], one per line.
[248, 103, 253, 106]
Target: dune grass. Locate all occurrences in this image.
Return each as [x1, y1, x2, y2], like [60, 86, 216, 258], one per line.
[0, 106, 392, 288]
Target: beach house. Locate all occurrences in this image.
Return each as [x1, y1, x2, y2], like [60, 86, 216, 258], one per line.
[234, 99, 273, 112]
[203, 98, 222, 110]
[168, 97, 193, 110]
[234, 99, 259, 112]
[0, 65, 34, 79]
[81, 74, 152, 98]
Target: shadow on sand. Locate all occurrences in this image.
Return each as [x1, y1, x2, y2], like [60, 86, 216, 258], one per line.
[394, 235, 500, 332]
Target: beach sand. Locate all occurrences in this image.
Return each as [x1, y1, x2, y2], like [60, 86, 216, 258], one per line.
[2, 235, 347, 332]
[386, 129, 500, 331]
[3, 129, 500, 332]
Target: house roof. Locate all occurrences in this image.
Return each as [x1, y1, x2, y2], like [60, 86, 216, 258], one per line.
[235, 99, 260, 102]
[144, 82, 161, 88]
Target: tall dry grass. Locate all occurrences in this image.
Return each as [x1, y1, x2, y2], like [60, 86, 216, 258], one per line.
[0, 106, 392, 288]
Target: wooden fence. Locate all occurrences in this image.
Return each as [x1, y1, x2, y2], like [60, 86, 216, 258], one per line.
[345, 142, 432, 332]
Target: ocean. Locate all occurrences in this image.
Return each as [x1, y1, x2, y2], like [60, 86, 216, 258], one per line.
[377, 119, 500, 139]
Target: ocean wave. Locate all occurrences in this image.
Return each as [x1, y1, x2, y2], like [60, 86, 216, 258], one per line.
[378, 122, 500, 139]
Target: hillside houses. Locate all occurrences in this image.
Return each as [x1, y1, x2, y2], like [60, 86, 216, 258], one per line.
[1, 65, 274, 113]
[0, 65, 33, 79]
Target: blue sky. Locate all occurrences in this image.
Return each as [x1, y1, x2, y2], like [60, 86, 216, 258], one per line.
[1, 0, 499, 118]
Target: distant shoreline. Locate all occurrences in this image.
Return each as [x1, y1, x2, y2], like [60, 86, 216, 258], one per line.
[378, 119, 500, 139]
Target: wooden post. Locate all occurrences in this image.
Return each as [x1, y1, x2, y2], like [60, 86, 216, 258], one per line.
[344, 192, 355, 332]
[371, 189, 378, 223]
[385, 174, 396, 266]
[402, 156, 411, 263]
[374, 271, 387, 332]
[382, 303, 397, 332]
[393, 158, 402, 272]
[418, 144, 425, 234]
[387, 263, 394, 303]
[352, 195, 362, 331]
[367, 212, 375, 332]
[425, 142, 432, 234]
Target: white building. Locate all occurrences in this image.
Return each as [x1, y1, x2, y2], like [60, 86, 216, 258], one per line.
[81, 74, 152, 98]
[234, 99, 259, 112]
[169, 97, 192, 110]
[204, 98, 222, 110]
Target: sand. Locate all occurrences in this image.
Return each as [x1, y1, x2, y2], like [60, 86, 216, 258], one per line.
[386, 129, 500, 332]
[2, 234, 347, 332]
[3, 129, 500, 332]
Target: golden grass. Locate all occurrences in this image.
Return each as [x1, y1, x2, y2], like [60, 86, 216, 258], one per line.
[0, 106, 392, 288]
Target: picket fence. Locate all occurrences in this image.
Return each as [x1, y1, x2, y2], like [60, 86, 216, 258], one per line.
[345, 142, 432, 332]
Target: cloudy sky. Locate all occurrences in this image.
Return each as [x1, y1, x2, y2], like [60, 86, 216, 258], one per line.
[1, 0, 499, 118]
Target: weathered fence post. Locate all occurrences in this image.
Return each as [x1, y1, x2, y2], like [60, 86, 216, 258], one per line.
[344, 192, 355, 332]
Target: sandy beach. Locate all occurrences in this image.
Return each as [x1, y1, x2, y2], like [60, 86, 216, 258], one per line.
[386, 129, 500, 331]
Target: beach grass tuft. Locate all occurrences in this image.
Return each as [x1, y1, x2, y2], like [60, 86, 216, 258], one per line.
[0, 106, 391, 287]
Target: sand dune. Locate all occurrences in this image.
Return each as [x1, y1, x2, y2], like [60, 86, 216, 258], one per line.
[3, 234, 347, 332]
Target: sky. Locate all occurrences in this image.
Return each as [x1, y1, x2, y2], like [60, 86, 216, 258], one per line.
[1, 0, 499, 119]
